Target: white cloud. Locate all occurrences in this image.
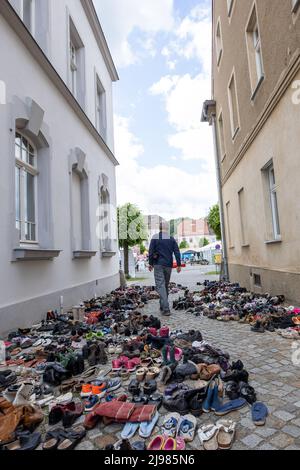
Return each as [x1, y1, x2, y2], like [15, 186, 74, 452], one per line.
[93, 0, 174, 67]
[162, 4, 212, 75]
[114, 115, 217, 220]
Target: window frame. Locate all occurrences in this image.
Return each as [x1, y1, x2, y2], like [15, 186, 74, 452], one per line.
[268, 164, 281, 240]
[95, 74, 107, 141]
[292, 0, 300, 13]
[246, 4, 265, 100]
[215, 18, 223, 67]
[227, 70, 240, 140]
[15, 132, 38, 244]
[227, 0, 234, 17]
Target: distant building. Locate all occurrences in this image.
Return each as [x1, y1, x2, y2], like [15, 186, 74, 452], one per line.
[144, 214, 167, 248]
[177, 219, 216, 249]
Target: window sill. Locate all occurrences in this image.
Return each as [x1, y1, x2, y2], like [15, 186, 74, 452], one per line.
[242, 243, 250, 248]
[221, 153, 227, 163]
[265, 238, 282, 245]
[251, 75, 265, 101]
[101, 251, 117, 258]
[73, 251, 97, 259]
[13, 248, 61, 261]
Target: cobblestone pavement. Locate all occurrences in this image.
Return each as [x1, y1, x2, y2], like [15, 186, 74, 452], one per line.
[38, 269, 300, 451]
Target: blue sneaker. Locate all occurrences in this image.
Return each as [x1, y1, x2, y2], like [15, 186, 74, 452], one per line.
[202, 381, 215, 413]
[84, 395, 100, 412]
[214, 398, 247, 416]
[210, 383, 222, 412]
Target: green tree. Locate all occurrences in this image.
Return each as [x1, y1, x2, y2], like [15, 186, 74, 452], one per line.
[179, 240, 189, 249]
[118, 203, 147, 275]
[139, 243, 146, 255]
[199, 237, 210, 247]
[208, 204, 221, 240]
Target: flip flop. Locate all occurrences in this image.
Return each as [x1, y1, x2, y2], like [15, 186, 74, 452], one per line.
[177, 414, 197, 442]
[139, 412, 159, 438]
[162, 413, 181, 438]
[121, 422, 140, 439]
[251, 402, 269, 426]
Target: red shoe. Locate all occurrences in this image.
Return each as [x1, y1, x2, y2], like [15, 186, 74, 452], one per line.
[148, 328, 157, 336]
[112, 359, 122, 371]
[160, 327, 169, 338]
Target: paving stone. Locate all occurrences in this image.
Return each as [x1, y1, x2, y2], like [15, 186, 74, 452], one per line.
[255, 427, 277, 437]
[258, 443, 278, 450]
[281, 424, 300, 438]
[269, 433, 295, 449]
[240, 434, 263, 448]
[273, 410, 296, 421]
[285, 444, 300, 450]
[75, 440, 95, 450]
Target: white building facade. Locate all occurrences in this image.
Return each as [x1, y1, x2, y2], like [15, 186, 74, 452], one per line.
[0, 0, 120, 334]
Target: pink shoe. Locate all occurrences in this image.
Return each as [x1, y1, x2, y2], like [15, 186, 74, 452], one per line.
[162, 437, 177, 450]
[176, 436, 185, 450]
[147, 435, 164, 450]
[127, 359, 139, 372]
[112, 359, 122, 371]
[174, 347, 183, 362]
[160, 327, 169, 338]
[148, 328, 157, 336]
[130, 357, 140, 366]
[118, 355, 129, 365]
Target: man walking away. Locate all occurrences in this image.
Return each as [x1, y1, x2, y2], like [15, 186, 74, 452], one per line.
[149, 222, 181, 316]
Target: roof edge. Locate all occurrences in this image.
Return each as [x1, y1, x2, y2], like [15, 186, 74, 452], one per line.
[81, 0, 119, 82]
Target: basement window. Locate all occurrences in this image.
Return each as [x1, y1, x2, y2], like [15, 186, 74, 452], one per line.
[254, 274, 262, 287]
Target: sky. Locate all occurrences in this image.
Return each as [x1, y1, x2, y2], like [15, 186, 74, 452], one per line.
[93, 0, 217, 221]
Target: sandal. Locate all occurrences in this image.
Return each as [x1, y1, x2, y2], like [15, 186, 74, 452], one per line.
[216, 419, 236, 449]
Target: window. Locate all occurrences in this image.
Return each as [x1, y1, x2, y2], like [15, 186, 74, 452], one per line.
[217, 111, 226, 160]
[238, 188, 248, 246]
[70, 39, 77, 97]
[292, 0, 300, 13]
[21, 0, 35, 35]
[15, 133, 38, 243]
[215, 20, 223, 66]
[268, 165, 281, 239]
[227, 72, 240, 139]
[246, 6, 264, 96]
[96, 76, 107, 140]
[225, 201, 233, 248]
[69, 18, 85, 108]
[254, 274, 262, 287]
[227, 0, 234, 16]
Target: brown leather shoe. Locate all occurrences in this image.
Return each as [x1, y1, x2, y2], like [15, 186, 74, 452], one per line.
[0, 398, 23, 442]
[21, 405, 44, 431]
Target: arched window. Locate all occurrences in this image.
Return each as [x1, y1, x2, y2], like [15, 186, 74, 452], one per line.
[15, 132, 38, 242]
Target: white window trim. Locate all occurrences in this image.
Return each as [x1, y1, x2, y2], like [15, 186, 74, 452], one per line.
[95, 73, 107, 140]
[15, 133, 39, 244]
[227, 69, 240, 140]
[215, 18, 223, 67]
[292, 0, 300, 13]
[245, 3, 265, 99]
[227, 0, 234, 17]
[268, 165, 281, 240]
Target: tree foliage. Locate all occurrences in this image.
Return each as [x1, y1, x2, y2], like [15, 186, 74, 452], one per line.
[207, 204, 221, 241]
[179, 240, 189, 249]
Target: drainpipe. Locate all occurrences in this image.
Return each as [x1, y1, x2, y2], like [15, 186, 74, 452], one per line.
[201, 100, 229, 282]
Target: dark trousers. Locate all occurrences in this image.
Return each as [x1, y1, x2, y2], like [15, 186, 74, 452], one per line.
[154, 265, 172, 312]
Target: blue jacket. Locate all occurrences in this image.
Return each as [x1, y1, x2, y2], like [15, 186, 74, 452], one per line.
[149, 232, 181, 268]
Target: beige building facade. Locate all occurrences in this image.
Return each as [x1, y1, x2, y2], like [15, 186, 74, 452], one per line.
[204, 0, 300, 303]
